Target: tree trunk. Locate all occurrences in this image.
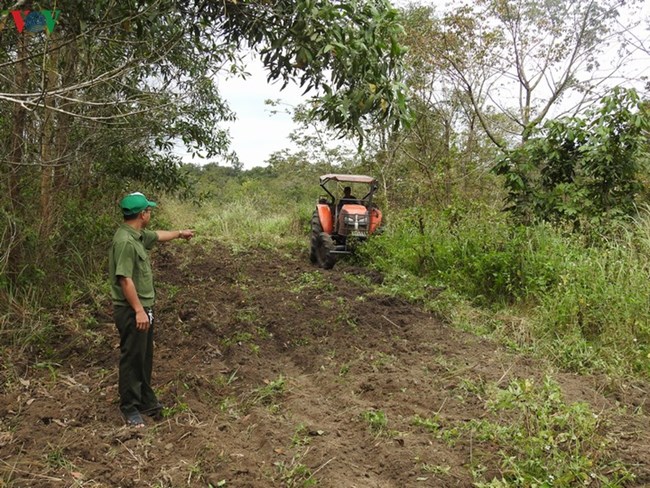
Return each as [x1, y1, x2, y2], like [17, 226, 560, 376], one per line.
[6, 35, 29, 281]
[39, 35, 60, 243]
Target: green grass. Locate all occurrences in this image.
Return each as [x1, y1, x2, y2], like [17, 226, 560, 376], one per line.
[162, 196, 310, 250]
[249, 376, 287, 409]
[470, 377, 633, 486]
[361, 409, 389, 436]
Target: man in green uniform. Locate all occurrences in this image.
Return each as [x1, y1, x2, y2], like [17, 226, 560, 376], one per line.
[109, 192, 194, 427]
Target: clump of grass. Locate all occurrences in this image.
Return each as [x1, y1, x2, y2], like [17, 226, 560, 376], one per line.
[274, 452, 317, 488]
[290, 272, 335, 293]
[411, 414, 440, 433]
[448, 376, 634, 486]
[181, 198, 307, 250]
[248, 376, 286, 412]
[361, 409, 389, 436]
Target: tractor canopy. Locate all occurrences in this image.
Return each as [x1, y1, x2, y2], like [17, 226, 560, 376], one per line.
[319, 174, 377, 185]
[319, 174, 378, 204]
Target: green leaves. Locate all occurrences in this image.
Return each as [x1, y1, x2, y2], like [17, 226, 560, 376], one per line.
[211, 0, 412, 138]
[495, 88, 649, 231]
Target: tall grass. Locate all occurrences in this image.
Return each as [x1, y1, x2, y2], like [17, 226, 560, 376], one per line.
[160, 196, 312, 250]
[359, 204, 650, 379]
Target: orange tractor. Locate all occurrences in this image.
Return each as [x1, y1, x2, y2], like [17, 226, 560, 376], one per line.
[310, 174, 383, 269]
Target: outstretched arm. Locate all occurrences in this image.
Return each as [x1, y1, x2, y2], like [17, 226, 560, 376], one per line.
[156, 229, 194, 242]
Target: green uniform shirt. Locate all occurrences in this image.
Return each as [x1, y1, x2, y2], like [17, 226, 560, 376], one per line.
[109, 224, 158, 307]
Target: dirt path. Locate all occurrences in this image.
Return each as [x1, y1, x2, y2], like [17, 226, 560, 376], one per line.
[1, 242, 649, 487]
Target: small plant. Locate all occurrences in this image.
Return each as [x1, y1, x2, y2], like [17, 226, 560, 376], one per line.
[458, 377, 489, 400]
[362, 409, 388, 436]
[251, 376, 286, 407]
[371, 352, 394, 370]
[291, 424, 311, 447]
[162, 401, 189, 418]
[219, 397, 241, 419]
[214, 369, 239, 387]
[187, 462, 204, 485]
[421, 464, 451, 475]
[46, 446, 71, 469]
[411, 414, 440, 433]
[335, 311, 358, 331]
[274, 453, 317, 488]
[290, 272, 334, 293]
[457, 376, 634, 486]
[256, 326, 272, 340]
[161, 283, 181, 300]
[34, 361, 61, 382]
[338, 363, 350, 377]
[221, 331, 254, 348]
[235, 307, 261, 325]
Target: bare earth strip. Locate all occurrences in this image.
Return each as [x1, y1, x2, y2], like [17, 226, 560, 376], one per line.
[1, 242, 649, 487]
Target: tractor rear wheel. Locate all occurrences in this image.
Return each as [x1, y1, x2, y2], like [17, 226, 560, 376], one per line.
[316, 232, 337, 269]
[310, 211, 321, 264]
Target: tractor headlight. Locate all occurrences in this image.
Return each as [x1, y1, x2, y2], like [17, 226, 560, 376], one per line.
[344, 215, 369, 226]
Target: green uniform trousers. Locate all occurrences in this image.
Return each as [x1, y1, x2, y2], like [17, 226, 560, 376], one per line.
[113, 305, 159, 416]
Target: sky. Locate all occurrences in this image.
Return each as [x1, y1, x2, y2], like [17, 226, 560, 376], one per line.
[176, 58, 310, 169]
[214, 60, 309, 168]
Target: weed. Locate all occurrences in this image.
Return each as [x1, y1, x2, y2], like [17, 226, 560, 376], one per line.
[251, 376, 286, 407]
[440, 376, 634, 486]
[162, 402, 189, 418]
[160, 283, 181, 300]
[46, 446, 71, 469]
[335, 311, 358, 331]
[291, 424, 312, 447]
[458, 377, 489, 400]
[421, 464, 451, 475]
[34, 361, 60, 382]
[219, 396, 241, 419]
[213, 369, 239, 387]
[343, 272, 373, 287]
[338, 363, 350, 377]
[256, 326, 272, 339]
[411, 414, 440, 433]
[187, 461, 204, 485]
[370, 352, 395, 370]
[362, 409, 388, 436]
[292, 337, 310, 347]
[235, 307, 261, 325]
[358, 205, 650, 381]
[274, 451, 318, 488]
[221, 331, 254, 348]
[291, 272, 334, 293]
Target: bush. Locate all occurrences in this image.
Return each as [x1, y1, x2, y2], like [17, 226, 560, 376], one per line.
[359, 203, 650, 378]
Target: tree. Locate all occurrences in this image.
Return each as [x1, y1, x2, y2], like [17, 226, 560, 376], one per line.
[353, 5, 503, 211]
[494, 88, 650, 228]
[422, 0, 644, 147]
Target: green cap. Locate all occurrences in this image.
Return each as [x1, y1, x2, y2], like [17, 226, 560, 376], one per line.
[119, 192, 157, 215]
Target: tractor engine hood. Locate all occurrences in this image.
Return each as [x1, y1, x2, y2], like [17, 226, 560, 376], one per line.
[338, 205, 370, 237]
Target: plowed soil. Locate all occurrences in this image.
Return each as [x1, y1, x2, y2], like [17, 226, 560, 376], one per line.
[1, 241, 649, 487]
